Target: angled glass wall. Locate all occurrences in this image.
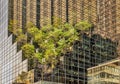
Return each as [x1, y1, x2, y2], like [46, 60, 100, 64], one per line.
[0, 0, 28, 84]
[34, 33, 118, 84]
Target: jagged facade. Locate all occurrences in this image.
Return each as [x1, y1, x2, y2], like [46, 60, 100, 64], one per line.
[0, 0, 28, 84]
[33, 33, 118, 84]
[1, 0, 120, 84]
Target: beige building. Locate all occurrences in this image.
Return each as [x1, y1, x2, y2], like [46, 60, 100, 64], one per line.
[94, 0, 120, 41]
[8, 0, 97, 28]
[87, 58, 120, 84]
[8, 0, 120, 41]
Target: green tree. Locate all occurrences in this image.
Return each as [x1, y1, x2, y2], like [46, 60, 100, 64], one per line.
[21, 43, 35, 59]
[75, 21, 92, 31]
[33, 22, 80, 69]
[16, 34, 27, 49]
[27, 27, 39, 38]
[9, 19, 92, 72]
[8, 20, 22, 36]
[25, 22, 36, 33]
[34, 52, 43, 63]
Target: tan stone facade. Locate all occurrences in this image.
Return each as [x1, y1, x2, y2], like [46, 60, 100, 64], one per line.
[91, 0, 120, 41]
[40, 0, 51, 27]
[13, 0, 23, 28]
[67, 0, 97, 25]
[9, 0, 120, 38]
[9, 0, 97, 28]
[9, 0, 120, 55]
[53, 0, 67, 24]
[94, 0, 117, 40]
[26, 0, 37, 25]
[116, 0, 120, 55]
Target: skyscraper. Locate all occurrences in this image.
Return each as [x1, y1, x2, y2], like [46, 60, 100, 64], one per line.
[95, 0, 120, 57]
[0, 0, 120, 84]
[0, 0, 28, 84]
[9, 0, 97, 28]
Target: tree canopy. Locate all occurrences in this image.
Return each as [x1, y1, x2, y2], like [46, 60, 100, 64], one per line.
[26, 21, 92, 68]
[9, 20, 92, 69]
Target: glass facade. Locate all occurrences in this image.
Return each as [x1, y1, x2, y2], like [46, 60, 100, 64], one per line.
[0, 0, 28, 84]
[0, 0, 8, 42]
[34, 33, 118, 84]
[0, 0, 120, 84]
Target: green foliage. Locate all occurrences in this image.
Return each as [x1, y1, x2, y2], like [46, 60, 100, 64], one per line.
[34, 52, 43, 63]
[8, 20, 16, 33]
[21, 44, 35, 59]
[75, 21, 92, 31]
[26, 22, 36, 28]
[9, 19, 92, 70]
[8, 20, 27, 50]
[15, 28, 23, 36]
[27, 27, 40, 39]
[16, 34, 27, 43]
[32, 22, 80, 68]
[52, 17, 62, 28]
[8, 20, 22, 36]
[25, 22, 36, 32]
[16, 34, 27, 50]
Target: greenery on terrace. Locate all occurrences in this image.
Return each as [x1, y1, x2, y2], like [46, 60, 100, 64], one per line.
[8, 20, 92, 70]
